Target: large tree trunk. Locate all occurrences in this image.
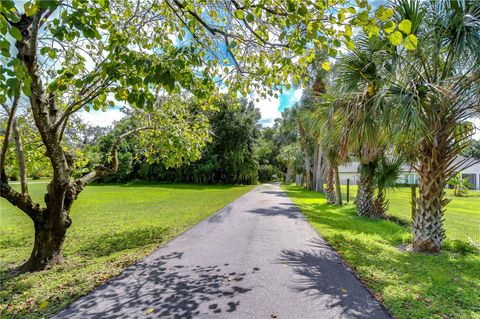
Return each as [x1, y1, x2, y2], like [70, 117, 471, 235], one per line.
[356, 162, 377, 217]
[20, 211, 70, 272]
[412, 143, 448, 253]
[326, 167, 335, 204]
[334, 165, 342, 205]
[2, 12, 147, 272]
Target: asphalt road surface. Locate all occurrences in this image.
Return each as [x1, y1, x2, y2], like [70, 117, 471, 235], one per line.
[55, 184, 390, 319]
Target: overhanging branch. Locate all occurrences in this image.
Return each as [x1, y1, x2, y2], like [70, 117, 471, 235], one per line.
[74, 126, 153, 191]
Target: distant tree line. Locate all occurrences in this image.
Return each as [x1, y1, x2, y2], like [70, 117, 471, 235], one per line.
[69, 96, 284, 185]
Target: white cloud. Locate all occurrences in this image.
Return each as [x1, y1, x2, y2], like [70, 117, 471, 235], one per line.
[256, 88, 303, 126]
[257, 96, 281, 126]
[78, 109, 125, 127]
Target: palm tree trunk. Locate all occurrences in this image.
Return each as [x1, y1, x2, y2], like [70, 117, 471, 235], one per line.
[304, 151, 313, 190]
[356, 162, 376, 217]
[412, 150, 448, 253]
[326, 167, 335, 204]
[312, 143, 319, 190]
[334, 165, 342, 205]
[373, 187, 388, 218]
[299, 124, 313, 190]
[315, 148, 325, 193]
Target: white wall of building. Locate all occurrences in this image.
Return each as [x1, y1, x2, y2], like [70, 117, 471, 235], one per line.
[337, 156, 480, 190]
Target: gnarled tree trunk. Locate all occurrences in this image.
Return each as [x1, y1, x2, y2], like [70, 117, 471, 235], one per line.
[21, 209, 71, 271]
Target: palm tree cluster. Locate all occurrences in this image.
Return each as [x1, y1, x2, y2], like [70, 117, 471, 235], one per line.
[283, 0, 480, 253]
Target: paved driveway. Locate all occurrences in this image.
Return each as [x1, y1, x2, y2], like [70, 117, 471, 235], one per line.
[55, 184, 390, 319]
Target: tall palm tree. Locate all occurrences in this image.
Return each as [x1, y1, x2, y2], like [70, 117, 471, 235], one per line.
[388, 0, 480, 252]
[312, 98, 344, 205]
[333, 35, 396, 218]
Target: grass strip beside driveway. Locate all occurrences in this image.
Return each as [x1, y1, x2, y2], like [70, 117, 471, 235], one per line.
[283, 185, 480, 319]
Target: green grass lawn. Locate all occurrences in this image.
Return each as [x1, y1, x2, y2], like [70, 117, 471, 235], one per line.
[340, 185, 480, 244]
[283, 185, 480, 319]
[0, 182, 254, 318]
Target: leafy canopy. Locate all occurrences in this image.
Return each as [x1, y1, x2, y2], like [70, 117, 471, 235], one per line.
[0, 0, 419, 109]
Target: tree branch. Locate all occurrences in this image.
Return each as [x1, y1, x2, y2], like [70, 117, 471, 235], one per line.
[74, 126, 153, 192]
[12, 118, 29, 195]
[0, 95, 20, 182]
[0, 182, 41, 220]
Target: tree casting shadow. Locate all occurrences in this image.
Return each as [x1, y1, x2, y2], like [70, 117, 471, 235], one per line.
[278, 238, 391, 319]
[55, 251, 256, 318]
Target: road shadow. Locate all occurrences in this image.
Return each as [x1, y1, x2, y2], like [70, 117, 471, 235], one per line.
[208, 206, 232, 223]
[56, 251, 255, 318]
[278, 239, 390, 319]
[247, 203, 301, 219]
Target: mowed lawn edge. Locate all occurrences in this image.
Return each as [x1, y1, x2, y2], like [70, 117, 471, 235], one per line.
[282, 185, 480, 319]
[0, 183, 255, 318]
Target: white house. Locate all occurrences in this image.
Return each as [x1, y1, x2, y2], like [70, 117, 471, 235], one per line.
[337, 156, 480, 190]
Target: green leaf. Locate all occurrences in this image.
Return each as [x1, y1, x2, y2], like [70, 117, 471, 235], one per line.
[4, 11, 20, 23]
[48, 50, 57, 59]
[345, 25, 352, 37]
[6, 77, 19, 88]
[321, 61, 330, 71]
[22, 81, 31, 96]
[8, 26, 22, 41]
[234, 9, 245, 19]
[403, 34, 418, 51]
[375, 6, 393, 22]
[383, 21, 395, 34]
[369, 25, 379, 37]
[38, 1, 59, 10]
[118, 88, 128, 100]
[24, 2, 39, 16]
[298, 5, 308, 16]
[398, 19, 412, 35]
[389, 31, 403, 46]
